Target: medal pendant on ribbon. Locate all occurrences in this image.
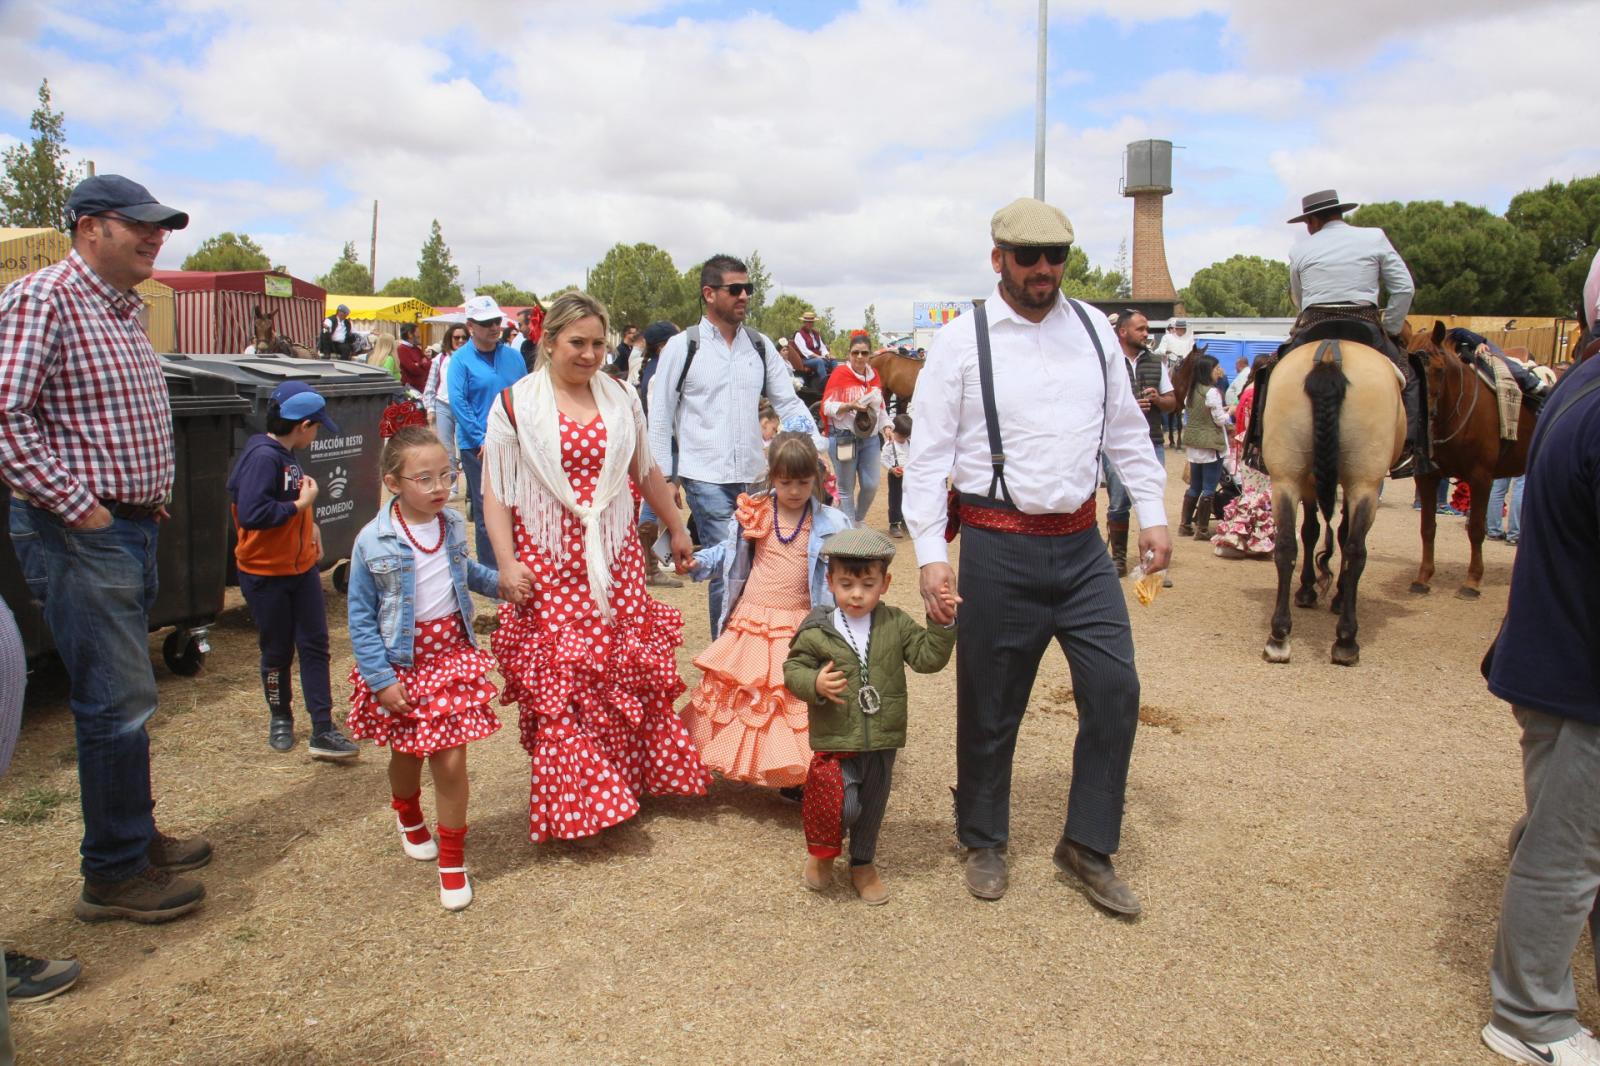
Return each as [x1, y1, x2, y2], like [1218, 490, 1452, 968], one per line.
[857, 683, 882, 716]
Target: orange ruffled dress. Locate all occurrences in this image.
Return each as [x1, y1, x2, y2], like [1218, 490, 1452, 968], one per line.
[491, 412, 711, 842]
[682, 493, 813, 787]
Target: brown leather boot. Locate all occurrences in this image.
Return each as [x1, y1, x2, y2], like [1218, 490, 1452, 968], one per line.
[1177, 495, 1197, 537]
[1107, 521, 1130, 577]
[638, 520, 682, 588]
[76, 867, 205, 924]
[1193, 496, 1214, 540]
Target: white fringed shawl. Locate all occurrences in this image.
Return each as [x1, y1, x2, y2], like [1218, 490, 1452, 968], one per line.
[483, 367, 653, 621]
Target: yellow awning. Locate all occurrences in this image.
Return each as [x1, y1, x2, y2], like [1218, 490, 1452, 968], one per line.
[325, 295, 435, 322]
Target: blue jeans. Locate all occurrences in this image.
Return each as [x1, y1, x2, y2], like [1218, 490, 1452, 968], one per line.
[1184, 458, 1223, 500]
[434, 402, 459, 476]
[1488, 476, 1525, 542]
[10, 504, 159, 880]
[802, 358, 834, 385]
[829, 432, 882, 526]
[680, 478, 743, 635]
[458, 447, 495, 567]
[1105, 442, 1165, 523]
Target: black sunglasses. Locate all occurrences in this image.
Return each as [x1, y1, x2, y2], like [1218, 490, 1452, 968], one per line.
[709, 283, 757, 297]
[998, 244, 1070, 267]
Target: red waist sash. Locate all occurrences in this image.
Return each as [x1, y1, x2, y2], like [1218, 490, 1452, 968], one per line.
[946, 492, 1097, 539]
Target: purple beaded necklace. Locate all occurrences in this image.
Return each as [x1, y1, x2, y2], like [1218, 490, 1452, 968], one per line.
[772, 496, 811, 545]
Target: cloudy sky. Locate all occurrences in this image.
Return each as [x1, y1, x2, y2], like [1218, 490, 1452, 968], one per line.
[3, 0, 1595, 330]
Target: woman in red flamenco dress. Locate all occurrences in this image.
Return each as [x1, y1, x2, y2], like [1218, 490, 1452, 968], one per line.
[481, 292, 708, 842]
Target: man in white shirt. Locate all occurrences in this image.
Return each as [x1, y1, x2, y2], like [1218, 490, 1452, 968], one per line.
[905, 197, 1171, 914]
[1224, 356, 1251, 408]
[320, 303, 354, 359]
[1286, 189, 1427, 475]
[792, 310, 833, 386]
[649, 254, 818, 633]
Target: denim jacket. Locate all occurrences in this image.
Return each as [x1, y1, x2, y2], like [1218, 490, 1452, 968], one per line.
[347, 503, 499, 692]
[691, 491, 850, 635]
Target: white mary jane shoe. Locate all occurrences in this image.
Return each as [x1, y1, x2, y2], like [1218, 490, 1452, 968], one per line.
[397, 813, 438, 861]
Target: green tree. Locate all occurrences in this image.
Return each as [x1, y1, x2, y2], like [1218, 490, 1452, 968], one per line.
[474, 280, 540, 306]
[181, 231, 272, 272]
[587, 242, 689, 328]
[751, 292, 831, 345]
[317, 241, 373, 295]
[379, 275, 421, 298]
[1505, 176, 1600, 315]
[743, 249, 773, 319]
[0, 80, 79, 230]
[1178, 254, 1294, 317]
[1059, 246, 1125, 300]
[414, 219, 462, 306]
[1350, 200, 1541, 314]
[862, 304, 881, 348]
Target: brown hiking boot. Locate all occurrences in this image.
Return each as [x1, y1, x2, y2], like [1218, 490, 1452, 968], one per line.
[76, 866, 205, 924]
[1053, 838, 1141, 916]
[148, 831, 212, 873]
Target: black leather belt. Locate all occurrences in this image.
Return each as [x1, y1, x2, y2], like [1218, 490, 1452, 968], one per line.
[97, 497, 163, 521]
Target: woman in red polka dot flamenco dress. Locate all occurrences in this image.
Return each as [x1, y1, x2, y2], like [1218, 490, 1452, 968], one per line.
[481, 292, 709, 842]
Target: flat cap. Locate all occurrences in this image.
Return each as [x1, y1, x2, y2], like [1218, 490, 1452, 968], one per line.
[822, 527, 897, 561]
[990, 197, 1075, 247]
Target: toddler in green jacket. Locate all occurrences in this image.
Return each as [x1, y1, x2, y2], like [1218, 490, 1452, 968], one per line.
[783, 527, 957, 904]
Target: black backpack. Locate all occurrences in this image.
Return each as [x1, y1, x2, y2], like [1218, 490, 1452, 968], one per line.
[676, 325, 771, 399]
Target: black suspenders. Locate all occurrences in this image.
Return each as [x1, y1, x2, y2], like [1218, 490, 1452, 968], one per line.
[971, 297, 1111, 507]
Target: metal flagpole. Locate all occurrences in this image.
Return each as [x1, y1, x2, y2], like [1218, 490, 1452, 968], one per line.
[1034, 0, 1047, 199]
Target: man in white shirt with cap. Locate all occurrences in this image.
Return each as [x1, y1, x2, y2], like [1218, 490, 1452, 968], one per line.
[1154, 318, 1193, 446]
[905, 197, 1170, 914]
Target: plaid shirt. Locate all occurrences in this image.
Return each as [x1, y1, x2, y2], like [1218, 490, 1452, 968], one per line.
[0, 250, 174, 523]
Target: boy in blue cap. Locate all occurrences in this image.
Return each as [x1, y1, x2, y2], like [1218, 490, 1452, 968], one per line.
[226, 383, 358, 759]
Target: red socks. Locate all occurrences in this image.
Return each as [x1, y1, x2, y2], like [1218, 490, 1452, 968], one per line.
[436, 824, 468, 891]
[391, 791, 432, 847]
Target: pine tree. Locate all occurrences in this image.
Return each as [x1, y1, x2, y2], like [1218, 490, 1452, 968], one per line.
[318, 241, 374, 295]
[415, 220, 463, 306]
[0, 80, 81, 230]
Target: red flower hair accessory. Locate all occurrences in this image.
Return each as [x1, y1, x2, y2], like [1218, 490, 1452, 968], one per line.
[380, 399, 429, 439]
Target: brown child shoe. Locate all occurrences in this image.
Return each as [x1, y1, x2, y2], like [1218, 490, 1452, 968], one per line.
[850, 864, 889, 906]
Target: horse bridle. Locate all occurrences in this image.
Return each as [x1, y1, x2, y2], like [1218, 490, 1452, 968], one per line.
[1428, 342, 1480, 447]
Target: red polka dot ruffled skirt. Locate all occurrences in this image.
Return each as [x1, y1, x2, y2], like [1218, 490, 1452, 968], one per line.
[347, 615, 502, 757]
[493, 596, 712, 842]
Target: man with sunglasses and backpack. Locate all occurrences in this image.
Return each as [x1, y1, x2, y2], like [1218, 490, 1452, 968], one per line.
[648, 254, 818, 635]
[905, 198, 1170, 914]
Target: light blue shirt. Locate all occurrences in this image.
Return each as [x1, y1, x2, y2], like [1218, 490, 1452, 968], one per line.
[446, 342, 525, 452]
[647, 317, 817, 485]
[1289, 219, 1415, 334]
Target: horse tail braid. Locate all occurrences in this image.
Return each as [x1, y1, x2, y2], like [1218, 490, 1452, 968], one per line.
[1303, 358, 1348, 521]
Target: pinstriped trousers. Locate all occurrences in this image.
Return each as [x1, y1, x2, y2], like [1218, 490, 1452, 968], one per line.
[954, 524, 1141, 855]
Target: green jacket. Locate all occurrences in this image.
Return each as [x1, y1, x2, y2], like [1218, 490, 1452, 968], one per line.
[783, 604, 956, 752]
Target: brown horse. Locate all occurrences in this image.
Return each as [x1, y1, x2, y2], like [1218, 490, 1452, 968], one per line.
[1261, 334, 1405, 665]
[869, 351, 923, 413]
[1406, 321, 1533, 599]
[251, 306, 316, 359]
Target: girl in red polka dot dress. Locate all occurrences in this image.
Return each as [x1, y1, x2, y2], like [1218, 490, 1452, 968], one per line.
[347, 419, 530, 910]
[481, 293, 709, 843]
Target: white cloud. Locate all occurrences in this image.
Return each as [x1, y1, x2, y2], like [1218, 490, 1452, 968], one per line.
[7, 0, 1599, 329]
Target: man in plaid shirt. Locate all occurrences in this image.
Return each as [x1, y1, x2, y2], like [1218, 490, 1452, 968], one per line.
[0, 175, 210, 924]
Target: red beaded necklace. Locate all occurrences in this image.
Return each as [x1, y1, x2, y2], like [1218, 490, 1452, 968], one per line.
[392, 500, 445, 554]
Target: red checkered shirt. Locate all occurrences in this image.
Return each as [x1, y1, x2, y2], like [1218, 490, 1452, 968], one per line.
[0, 250, 174, 524]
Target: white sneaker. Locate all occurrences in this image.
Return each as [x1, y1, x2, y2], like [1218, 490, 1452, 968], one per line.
[396, 813, 438, 861]
[439, 868, 473, 911]
[1483, 1023, 1600, 1065]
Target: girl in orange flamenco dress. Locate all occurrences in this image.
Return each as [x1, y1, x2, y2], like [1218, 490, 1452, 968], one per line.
[682, 433, 851, 791]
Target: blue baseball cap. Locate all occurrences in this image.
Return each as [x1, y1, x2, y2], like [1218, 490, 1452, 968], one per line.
[65, 174, 189, 230]
[270, 382, 339, 433]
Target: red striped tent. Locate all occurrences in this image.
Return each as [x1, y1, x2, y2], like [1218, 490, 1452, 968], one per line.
[153, 270, 326, 354]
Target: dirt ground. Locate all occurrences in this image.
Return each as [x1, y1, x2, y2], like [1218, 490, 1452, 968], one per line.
[0, 458, 1577, 1065]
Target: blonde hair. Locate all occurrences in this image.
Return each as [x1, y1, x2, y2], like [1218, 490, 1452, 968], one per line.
[366, 332, 397, 369]
[537, 291, 611, 369]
